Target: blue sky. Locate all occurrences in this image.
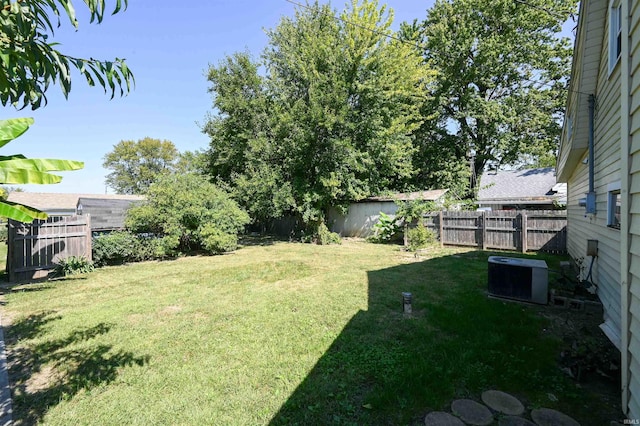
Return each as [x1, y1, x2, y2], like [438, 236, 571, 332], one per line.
[3, 0, 573, 194]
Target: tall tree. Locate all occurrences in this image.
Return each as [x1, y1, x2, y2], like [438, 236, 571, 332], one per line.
[0, 0, 134, 109]
[206, 0, 432, 227]
[103, 138, 178, 194]
[406, 0, 576, 197]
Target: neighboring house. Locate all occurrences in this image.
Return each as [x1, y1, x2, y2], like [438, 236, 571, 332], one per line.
[476, 167, 567, 211]
[557, 0, 640, 418]
[6, 193, 144, 230]
[329, 189, 448, 237]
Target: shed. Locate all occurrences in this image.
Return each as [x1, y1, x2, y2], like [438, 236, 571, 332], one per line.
[76, 197, 143, 231]
[329, 189, 448, 237]
[6, 192, 144, 230]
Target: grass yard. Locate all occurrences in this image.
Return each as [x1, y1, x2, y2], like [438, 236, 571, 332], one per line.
[0, 239, 616, 425]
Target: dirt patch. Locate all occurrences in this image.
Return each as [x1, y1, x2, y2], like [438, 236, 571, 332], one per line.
[535, 283, 623, 423]
[24, 364, 64, 394]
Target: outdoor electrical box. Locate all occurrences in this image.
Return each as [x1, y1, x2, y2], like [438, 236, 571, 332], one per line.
[585, 192, 597, 214]
[587, 239, 598, 257]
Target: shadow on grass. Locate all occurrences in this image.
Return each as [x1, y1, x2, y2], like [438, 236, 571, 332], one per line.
[239, 235, 284, 247]
[269, 251, 608, 425]
[0, 281, 65, 301]
[5, 312, 149, 425]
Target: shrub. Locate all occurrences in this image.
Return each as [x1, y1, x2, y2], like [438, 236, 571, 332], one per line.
[368, 212, 400, 243]
[126, 173, 250, 254]
[201, 224, 239, 254]
[315, 222, 341, 245]
[93, 231, 175, 266]
[92, 231, 139, 266]
[135, 235, 174, 261]
[407, 224, 436, 252]
[301, 222, 341, 245]
[54, 255, 94, 276]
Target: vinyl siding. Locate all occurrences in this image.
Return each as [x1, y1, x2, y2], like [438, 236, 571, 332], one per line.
[566, 4, 622, 345]
[628, 0, 640, 418]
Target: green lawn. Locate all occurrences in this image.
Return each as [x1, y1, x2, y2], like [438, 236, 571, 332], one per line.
[0, 240, 612, 425]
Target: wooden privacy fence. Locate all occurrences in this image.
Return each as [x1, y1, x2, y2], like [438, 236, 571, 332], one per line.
[7, 215, 92, 282]
[422, 210, 567, 253]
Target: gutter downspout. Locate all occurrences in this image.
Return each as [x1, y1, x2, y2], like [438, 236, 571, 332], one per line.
[620, 0, 631, 414]
[586, 94, 597, 214]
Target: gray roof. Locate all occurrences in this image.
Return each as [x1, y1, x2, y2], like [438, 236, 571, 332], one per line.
[478, 168, 567, 204]
[364, 189, 449, 202]
[7, 192, 144, 212]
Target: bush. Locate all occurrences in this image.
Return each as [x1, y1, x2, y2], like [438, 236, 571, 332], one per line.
[201, 224, 239, 254]
[54, 255, 94, 276]
[135, 235, 174, 261]
[368, 212, 400, 243]
[126, 173, 250, 254]
[93, 231, 175, 266]
[92, 231, 139, 266]
[407, 224, 436, 252]
[315, 222, 341, 245]
[301, 222, 341, 245]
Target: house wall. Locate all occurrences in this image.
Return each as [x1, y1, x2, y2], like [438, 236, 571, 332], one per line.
[626, 0, 640, 418]
[566, 5, 623, 348]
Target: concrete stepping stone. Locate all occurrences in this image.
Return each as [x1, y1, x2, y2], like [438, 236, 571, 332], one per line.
[531, 408, 580, 426]
[424, 411, 465, 426]
[451, 399, 493, 426]
[482, 390, 525, 415]
[499, 416, 537, 426]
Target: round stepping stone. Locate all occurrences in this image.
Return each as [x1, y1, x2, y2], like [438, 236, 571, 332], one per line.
[451, 399, 493, 426]
[481, 390, 525, 415]
[424, 411, 465, 426]
[499, 416, 537, 426]
[531, 408, 580, 426]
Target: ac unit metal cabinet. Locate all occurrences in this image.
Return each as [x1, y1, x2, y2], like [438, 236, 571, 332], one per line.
[487, 256, 548, 304]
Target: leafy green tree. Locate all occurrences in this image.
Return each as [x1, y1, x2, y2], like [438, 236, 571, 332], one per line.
[1, 0, 133, 109]
[404, 0, 576, 196]
[126, 173, 250, 255]
[205, 0, 432, 229]
[175, 149, 208, 175]
[0, 118, 83, 221]
[103, 137, 178, 194]
[204, 52, 291, 226]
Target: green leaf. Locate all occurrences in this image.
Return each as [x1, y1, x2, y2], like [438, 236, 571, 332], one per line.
[0, 168, 63, 185]
[0, 200, 47, 222]
[0, 158, 84, 172]
[0, 118, 34, 147]
[0, 155, 27, 161]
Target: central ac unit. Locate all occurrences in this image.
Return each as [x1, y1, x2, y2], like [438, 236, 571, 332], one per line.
[487, 256, 548, 304]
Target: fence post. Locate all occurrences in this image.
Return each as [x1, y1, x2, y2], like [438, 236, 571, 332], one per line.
[85, 214, 92, 260]
[482, 211, 488, 250]
[439, 211, 444, 248]
[521, 211, 528, 253]
[6, 221, 13, 281]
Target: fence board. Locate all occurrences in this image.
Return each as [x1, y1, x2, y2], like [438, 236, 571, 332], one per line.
[7, 215, 91, 282]
[420, 210, 566, 253]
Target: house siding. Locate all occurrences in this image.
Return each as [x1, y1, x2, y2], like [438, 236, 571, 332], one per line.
[566, 5, 623, 346]
[628, 0, 640, 419]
